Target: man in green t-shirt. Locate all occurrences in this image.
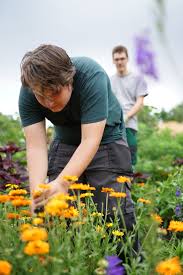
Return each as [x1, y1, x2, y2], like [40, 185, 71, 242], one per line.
[19, 44, 139, 258]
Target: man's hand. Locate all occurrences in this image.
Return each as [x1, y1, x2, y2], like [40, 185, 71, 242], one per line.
[124, 114, 129, 124]
[32, 179, 69, 213]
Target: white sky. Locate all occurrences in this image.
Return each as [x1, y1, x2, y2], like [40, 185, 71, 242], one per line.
[0, 0, 183, 116]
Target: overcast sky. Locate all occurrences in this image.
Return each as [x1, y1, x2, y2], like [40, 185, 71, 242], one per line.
[0, 0, 183, 116]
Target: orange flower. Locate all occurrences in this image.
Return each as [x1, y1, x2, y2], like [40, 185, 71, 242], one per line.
[45, 199, 69, 216]
[62, 207, 79, 219]
[0, 195, 10, 203]
[24, 240, 49, 255]
[101, 187, 114, 193]
[138, 198, 151, 204]
[7, 213, 20, 219]
[156, 256, 182, 275]
[116, 176, 131, 183]
[168, 221, 183, 232]
[20, 210, 32, 217]
[21, 227, 48, 242]
[32, 190, 42, 199]
[109, 192, 127, 198]
[137, 182, 145, 187]
[12, 199, 31, 207]
[20, 224, 32, 232]
[9, 196, 25, 201]
[0, 260, 12, 275]
[151, 214, 163, 224]
[9, 189, 27, 196]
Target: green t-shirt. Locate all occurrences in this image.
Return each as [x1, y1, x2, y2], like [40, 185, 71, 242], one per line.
[19, 57, 125, 145]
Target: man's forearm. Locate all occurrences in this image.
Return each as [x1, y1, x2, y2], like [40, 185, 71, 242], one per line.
[26, 148, 48, 193]
[126, 98, 144, 119]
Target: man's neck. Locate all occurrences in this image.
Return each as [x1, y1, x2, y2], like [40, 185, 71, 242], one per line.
[117, 69, 129, 77]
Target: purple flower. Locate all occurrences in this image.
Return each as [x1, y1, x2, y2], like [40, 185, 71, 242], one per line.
[106, 256, 125, 275]
[176, 188, 181, 197]
[175, 205, 182, 217]
[134, 33, 158, 80]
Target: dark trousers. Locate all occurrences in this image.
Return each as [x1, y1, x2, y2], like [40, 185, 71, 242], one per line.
[48, 139, 139, 259]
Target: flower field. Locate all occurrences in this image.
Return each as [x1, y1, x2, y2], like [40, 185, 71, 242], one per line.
[0, 121, 183, 274]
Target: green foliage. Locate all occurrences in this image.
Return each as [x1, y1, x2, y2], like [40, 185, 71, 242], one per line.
[159, 102, 183, 122]
[0, 113, 25, 146]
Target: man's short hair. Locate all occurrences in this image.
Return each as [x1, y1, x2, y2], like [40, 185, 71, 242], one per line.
[112, 45, 128, 58]
[21, 44, 76, 93]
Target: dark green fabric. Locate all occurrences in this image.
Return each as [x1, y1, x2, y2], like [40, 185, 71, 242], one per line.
[19, 57, 126, 145]
[126, 128, 137, 165]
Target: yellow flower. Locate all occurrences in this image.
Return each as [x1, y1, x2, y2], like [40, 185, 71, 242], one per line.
[116, 176, 131, 183]
[54, 194, 77, 201]
[38, 184, 51, 190]
[101, 187, 114, 193]
[32, 190, 42, 199]
[9, 189, 27, 196]
[6, 183, 19, 189]
[45, 199, 69, 216]
[63, 175, 78, 182]
[21, 227, 48, 242]
[109, 192, 127, 198]
[80, 193, 94, 198]
[112, 230, 124, 237]
[168, 221, 183, 232]
[24, 240, 49, 255]
[106, 223, 113, 228]
[62, 207, 79, 219]
[138, 198, 151, 204]
[91, 212, 104, 217]
[155, 256, 182, 275]
[0, 260, 12, 275]
[32, 218, 44, 226]
[20, 224, 32, 232]
[151, 214, 163, 224]
[6, 213, 20, 219]
[69, 183, 95, 191]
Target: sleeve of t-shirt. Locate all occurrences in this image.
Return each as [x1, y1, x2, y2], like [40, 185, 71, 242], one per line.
[80, 72, 108, 124]
[136, 76, 148, 98]
[18, 86, 45, 127]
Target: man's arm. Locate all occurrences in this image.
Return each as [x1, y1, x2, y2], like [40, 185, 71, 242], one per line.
[125, 96, 144, 122]
[34, 119, 106, 206]
[24, 120, 48, 194]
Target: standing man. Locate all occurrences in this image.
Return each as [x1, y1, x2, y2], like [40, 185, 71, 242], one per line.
[111, 45, 148, 167]
[18, 44, 139, 257]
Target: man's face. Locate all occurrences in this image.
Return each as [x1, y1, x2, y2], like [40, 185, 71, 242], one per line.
[33, 84, 72, 112]
[113, 52, 128, 74]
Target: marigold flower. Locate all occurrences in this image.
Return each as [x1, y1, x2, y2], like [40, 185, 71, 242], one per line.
[63, 175, 78, 182]
[21, 227, 48, 242]
[0, 195, 10, 203]
[6, 213, 20, 219]
[24, 240, 49, 255]
[12, 199, 31, 207]
[101, 187, 114, 193]
[9, 196, 25, 201]
[0, 260, 12, 275]
[137, 182, 145, 187]
[20, 210, 32, 217]
[109, 192, 127, 198]
[155, 256, 182, 275]
[138, 198, 151, 204]
[38, 184, 51, 190]
[106, 223, 113, 228]
[20, 224, 32, 232]
[80, 193, 94, 198]
[112, 230, 124, 237]
[116, 176, 131, 183]
[32, 190, 42, 199]
[62, 207, 79, 219]
[9, 189, 27, 196]
[54, 194, 77, 201]
[69, 183, 95, 191]
[32, 218, 44, 226]
[91, 212, 104, 217]
[45, 199, 69, 216]
[168, 221, 183, 232]
[151, 214, 163, 224]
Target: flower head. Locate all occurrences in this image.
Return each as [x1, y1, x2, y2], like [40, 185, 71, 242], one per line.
[21, 227, 48, 242]
[116, 176, 131, 184]
[109, 192, 127, 198]
[24, 240, 49, 255]
[155, 256, 182, 275]
[0, 260, 12, 275]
